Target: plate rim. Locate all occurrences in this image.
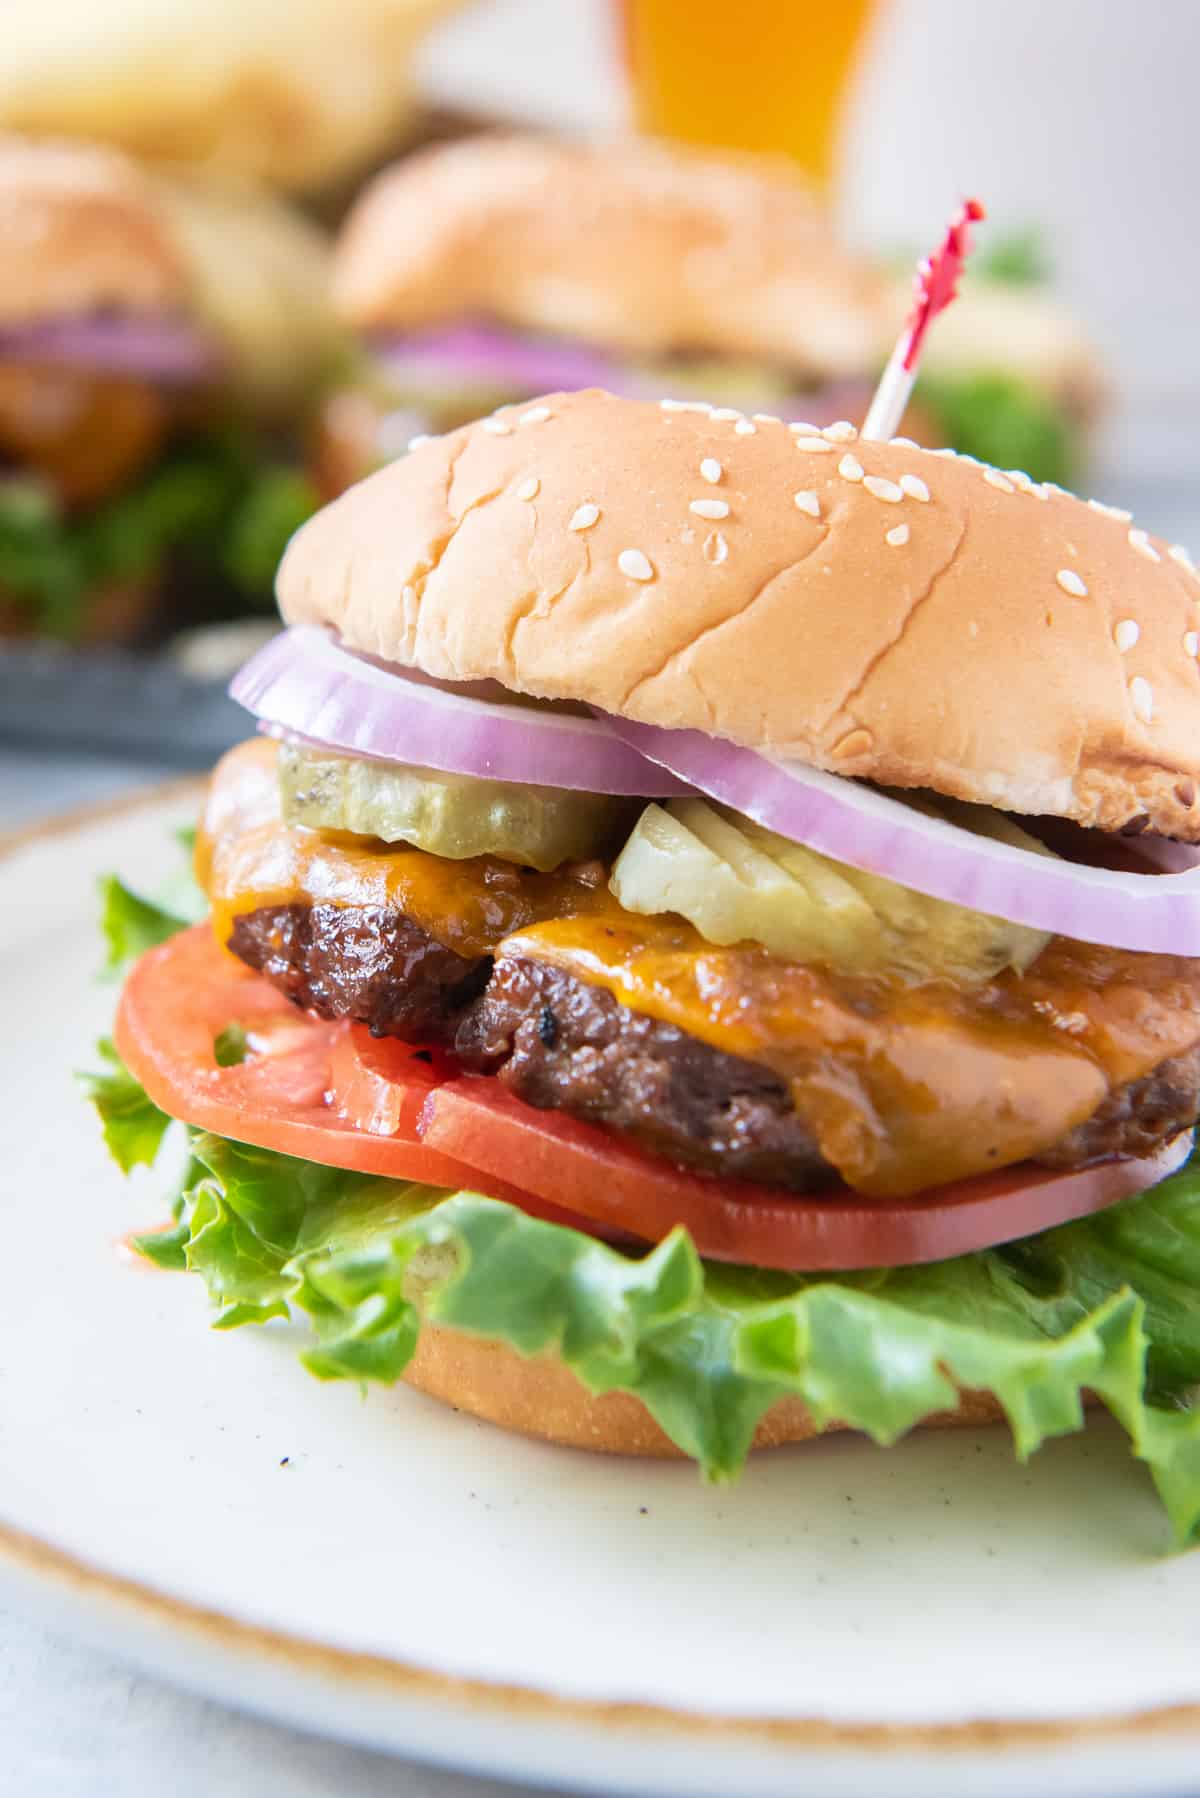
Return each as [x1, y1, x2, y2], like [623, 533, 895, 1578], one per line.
[6, 781, 1200, 1763]
[4, 1518, 1200, 1758]
[0, 771, 203, 860]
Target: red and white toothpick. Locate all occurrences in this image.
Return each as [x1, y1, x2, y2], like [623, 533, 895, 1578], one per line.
[861, 197, 986, 442]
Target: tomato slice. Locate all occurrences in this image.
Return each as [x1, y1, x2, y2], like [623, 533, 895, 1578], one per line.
[114, 927, 635, 1236]
[116, 926, 468, 1183]
[415, 1076, 1192, 1271]
[330, 1030, 460, 1138]
[118, 928, 1193, 1272]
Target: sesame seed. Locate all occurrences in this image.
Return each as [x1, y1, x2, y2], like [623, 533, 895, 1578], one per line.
[734, 419, 757, 435]
[984, 469, 1016, 493]
[838, 454, 864, 483]
[1170, 544, 1198, 574]
[568, 503, 600, 531]
[899, 474, 930, 503]
[618, 548, 655, 581]
[886, 524, 910, 547]
[1088, 498, 1133, 522]
[752, 413, 782, 424]
[1186, 632, 1200, 657]
[831, 728, 874, 759]
[481, 416, 512, 435]
[1006, 470, 1036, 493]
[864, 474, 904, 503]
[822, 420, 858, 442]
[933, 448, 959, 458]
[1114, 619, 1140, 653]
[710, 407, 742, 422]
[1129, 528, 1162, 563]
[704, 531, 728, 565]
[699, 457, 722, 484]
[793, 436, 835, 453]
[690, 497, 730, 519]
[520, 406, 551, 426]
[1056, 569, 1088, 597]
[788, 421, 821, 434]
[516, 476, 540, 501]
[890, 436, 920, 449]
[793, 490, 821, 519]
[659, 399, 711, 413]
[407, 434, 432, 451]
[1130, 675, 1154, 723]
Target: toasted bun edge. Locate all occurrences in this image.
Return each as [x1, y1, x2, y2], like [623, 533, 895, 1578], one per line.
[402, 1321, 1011, 1458]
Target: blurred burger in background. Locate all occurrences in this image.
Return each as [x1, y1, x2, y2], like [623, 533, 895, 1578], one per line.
[316, 133, 1103, 498]
[0, 137, 342, 642]
[0, 0, 467, 194]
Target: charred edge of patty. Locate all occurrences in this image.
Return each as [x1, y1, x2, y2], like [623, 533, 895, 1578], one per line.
[454, 952, 832, 1190]
[229, 902, 491, 1041]
[227, 902, 1200, 1188]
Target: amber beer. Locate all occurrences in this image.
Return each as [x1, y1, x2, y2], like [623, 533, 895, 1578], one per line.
[619, 0, 875, 189]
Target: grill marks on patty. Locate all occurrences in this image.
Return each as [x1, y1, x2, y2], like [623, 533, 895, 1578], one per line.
[229, 904, 491, 1041]
[1037, 1046, 1200, 1167]
[228, 899, 1200, 1188]
[455, 953, 830, 1189]
[229, 901, 824, 1184]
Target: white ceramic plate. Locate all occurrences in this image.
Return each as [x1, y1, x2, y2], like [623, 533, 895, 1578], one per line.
[2, 786, 1199, 1798]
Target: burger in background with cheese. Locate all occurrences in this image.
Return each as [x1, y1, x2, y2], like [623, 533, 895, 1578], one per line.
[90, 390, 1200, 1542]
[0, 135, 340, 642]
[314, 134, 1102, 498]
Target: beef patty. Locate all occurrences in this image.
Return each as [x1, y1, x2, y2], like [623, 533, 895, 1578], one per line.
[230, 903, 490, 1041]
[229, 902, 1200, 1188]
[454, 953, 828, 1188]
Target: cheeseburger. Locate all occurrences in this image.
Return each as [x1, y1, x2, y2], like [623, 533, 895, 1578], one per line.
[0, 136, 338, 641]
[93, 391, 1200, 1541]
[317, 134, 1102, 497]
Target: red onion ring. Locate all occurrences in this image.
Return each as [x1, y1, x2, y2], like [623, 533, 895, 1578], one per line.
[605, 717, 1200, 956]
[370, 324, 635, 397]
[0, 316, 221, 384]
[230, 627, 691, 796]
[369, 324, 874, 428]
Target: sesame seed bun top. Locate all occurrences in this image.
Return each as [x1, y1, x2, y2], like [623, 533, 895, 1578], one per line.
[276, 389, 1200, 841]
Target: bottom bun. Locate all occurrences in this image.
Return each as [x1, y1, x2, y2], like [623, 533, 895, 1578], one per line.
[401, 1323, 1009, 1458]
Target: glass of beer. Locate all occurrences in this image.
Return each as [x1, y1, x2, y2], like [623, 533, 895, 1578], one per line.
[618, 0, 876, 190]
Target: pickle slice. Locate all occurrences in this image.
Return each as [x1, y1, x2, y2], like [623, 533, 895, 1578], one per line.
[610, 799, 1051, 983]
[278, 745, 634, 871]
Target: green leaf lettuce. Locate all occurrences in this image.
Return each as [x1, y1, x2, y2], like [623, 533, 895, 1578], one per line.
[0, 430, 317, 639]
[96, 829, 205, 980]
[915, 371, 1077, 487]
[78, 1038, 172, 1174]
[86, 1055, 1200, 1547]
